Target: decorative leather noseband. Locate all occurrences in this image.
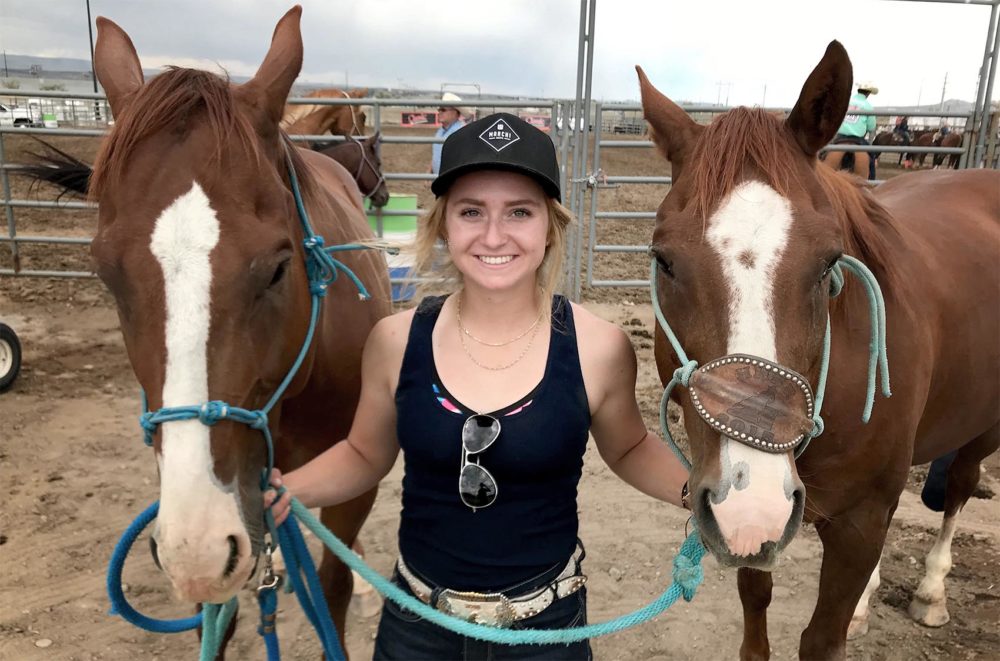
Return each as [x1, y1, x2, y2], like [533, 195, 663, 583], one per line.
[687, 354, 815, 453]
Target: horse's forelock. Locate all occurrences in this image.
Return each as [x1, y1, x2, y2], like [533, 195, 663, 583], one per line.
[90, 67, 263, 200]
[687, 108, 805, 221]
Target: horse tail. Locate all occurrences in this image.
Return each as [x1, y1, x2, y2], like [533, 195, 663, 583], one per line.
[18, 137, 92, 197]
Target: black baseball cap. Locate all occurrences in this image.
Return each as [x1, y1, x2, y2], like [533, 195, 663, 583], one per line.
[432, 112, 561, 201]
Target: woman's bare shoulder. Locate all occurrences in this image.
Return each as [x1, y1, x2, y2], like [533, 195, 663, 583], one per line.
[569, 302, 635, 367]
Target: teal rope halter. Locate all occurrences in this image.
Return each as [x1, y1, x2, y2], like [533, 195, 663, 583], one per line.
[650, 254, 890, 465]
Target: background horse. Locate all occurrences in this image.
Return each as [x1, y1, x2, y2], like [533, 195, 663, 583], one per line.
[315, 134, 389, 208]
[21, 134, 391, 208]
[88, 6, 390, 650]
[932, 131, 962, 169]
[638, 40, 998, 660]
[282, 87, 368, 138]
[909, 130, 937, 168]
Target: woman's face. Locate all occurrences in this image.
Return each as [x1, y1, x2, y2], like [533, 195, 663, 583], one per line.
[444, 170, 550, 294]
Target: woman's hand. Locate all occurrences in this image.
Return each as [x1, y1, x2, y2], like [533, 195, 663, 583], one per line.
[263, 468, 294, 526]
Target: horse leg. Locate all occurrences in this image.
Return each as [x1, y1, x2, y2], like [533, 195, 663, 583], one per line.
[909, 423, 1000, 627]
[852, 152, 870, 179]
[317, 486, 379, 657]
[846, 558, 880, 640]
[799, 501, 895, 661]
[824, 151, 845, 172]
[737, 567, 773, 661]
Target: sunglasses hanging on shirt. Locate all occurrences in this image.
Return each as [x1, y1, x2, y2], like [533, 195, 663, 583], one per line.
[459, 414, 500, 510]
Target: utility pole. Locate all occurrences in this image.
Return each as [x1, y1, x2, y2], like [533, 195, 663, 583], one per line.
[939, 72, 948, 111]
[2, 50, 7, 78]
[716, 81, 732, 107]
[86, 0, 101, 121]
[762, 84, 767, 107]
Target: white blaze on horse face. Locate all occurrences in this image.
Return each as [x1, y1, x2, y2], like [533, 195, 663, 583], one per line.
[704, 181, 801, 558]
[149, 183, 252, 601]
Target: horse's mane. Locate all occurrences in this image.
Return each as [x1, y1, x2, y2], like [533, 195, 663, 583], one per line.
[89, 67, 326, 215]
[814, 166, 904, 298]
[686, 107, 903, 297]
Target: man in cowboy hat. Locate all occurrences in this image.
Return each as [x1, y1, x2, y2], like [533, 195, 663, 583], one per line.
[825, 80, 879, 179]
[430, 92, 467, 174]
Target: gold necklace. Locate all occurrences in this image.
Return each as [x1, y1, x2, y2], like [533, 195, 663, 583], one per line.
[455, 294, 545, 371]
[459, 320, 542, 371]
[456, 295, 544, 347]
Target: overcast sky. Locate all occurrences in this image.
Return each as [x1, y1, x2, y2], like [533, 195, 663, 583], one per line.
[1, 0, 996, 108]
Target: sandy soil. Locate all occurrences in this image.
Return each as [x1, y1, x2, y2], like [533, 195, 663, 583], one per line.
[1, 130, 997, 661]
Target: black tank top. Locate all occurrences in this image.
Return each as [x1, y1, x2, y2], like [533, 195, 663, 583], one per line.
[395, 295, 591, 591]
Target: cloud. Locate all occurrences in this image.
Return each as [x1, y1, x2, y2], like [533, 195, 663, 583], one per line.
[0, 0, 992, 106]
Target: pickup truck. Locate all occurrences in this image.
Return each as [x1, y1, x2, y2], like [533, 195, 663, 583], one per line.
[0, 103, 39, 127]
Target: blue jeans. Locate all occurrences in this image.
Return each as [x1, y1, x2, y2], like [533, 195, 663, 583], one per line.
[372, 565, 592, 660]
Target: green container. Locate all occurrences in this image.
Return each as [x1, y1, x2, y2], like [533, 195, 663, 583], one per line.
[366, 193, 418, 235]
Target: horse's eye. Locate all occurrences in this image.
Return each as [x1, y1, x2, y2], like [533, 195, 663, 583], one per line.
[269, 259, 290, 288]
[819, 254, 842, 281]
[654, 253, 674, 278]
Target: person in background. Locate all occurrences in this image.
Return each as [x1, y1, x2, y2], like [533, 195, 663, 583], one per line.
[894, 115, 913, 169]
[429, 92, 467, 175]
[824, 81, 878, 179]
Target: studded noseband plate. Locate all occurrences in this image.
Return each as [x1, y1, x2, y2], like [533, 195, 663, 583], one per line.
[687, 354, 814, 453]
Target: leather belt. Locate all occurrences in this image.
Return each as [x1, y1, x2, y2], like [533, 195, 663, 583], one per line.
[395, 548, 586, 627]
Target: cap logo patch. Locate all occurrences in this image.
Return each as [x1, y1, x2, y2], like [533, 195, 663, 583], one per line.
[479, 119, 520, 152]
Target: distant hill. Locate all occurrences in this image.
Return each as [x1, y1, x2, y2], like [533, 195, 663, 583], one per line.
[3, 53, 94, 74]
[873, 99, 974, 115]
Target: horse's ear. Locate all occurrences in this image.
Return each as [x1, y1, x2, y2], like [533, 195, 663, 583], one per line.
[94, 17, 144, 118]
[240, 5, 304, 127]
[636, 65, 703, 179]
[785, 41, 853, 157]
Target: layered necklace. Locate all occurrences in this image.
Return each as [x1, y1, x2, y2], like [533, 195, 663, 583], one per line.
[456, 293, 545, 371]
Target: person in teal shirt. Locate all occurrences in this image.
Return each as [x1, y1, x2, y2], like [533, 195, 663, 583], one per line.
[824, 81, 878, 179]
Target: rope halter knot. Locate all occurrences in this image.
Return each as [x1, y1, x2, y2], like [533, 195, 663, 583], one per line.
[673, 361, 698, 388]
[671, 553, 703, 602]
[198, 401, 230, 426]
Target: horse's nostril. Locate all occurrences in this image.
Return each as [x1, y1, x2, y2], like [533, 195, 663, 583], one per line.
[149, 535, 163, 571]
[222, 535, 240, 578]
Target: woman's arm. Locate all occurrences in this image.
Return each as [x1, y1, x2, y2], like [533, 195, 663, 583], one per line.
[578, 311, 688, 508]
[265, 313, 408, 524]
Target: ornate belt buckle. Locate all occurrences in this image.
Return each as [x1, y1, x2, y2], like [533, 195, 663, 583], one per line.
[436, 589, 516, 627]
[687, 354, 815, 453]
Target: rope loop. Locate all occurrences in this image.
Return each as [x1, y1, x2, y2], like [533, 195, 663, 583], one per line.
[250, 411, 270, 431]
[139, 414, 157, 446]
[303, 235, 325, 250]
[829, 263, 845, 297]
[673, 361, 699, 388]
[198, 401, 230, 426]
[671, 554, 703, 602]
[809, 414, 825, 438]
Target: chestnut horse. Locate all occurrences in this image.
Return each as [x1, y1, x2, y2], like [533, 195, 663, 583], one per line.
[282, 87, 368, 137]
[89, 5, 390, 648]
[932, 131, 963, 169]
[638, 41, 998, 660]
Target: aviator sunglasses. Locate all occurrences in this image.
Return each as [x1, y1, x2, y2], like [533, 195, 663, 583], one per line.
[459, 414, 501, 510]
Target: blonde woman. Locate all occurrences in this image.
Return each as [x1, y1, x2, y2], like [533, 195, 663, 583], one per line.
[266, 113, 689, 660]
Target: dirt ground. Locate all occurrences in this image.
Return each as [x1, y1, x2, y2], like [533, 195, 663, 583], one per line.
[1, 127, 998, 660]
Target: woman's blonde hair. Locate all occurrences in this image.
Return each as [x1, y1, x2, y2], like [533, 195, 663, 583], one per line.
[409, 191, 574, 310]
